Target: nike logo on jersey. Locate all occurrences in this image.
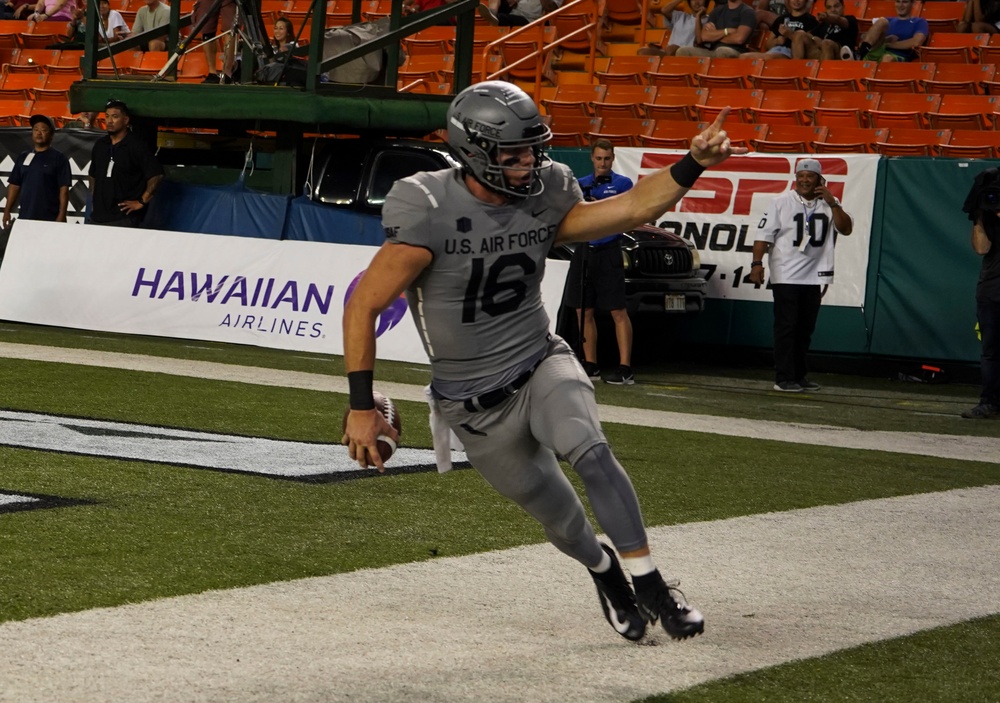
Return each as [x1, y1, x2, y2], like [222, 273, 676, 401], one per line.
[531, 208, 548, 218]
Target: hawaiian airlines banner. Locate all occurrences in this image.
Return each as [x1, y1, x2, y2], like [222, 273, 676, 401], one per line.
[0, 221, 570, 363]
[612, 150, 880, 307]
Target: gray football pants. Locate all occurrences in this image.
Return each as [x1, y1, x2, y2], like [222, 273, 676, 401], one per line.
[437, 337, 649, 568]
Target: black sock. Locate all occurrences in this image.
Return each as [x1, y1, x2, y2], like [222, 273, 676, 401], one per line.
[857, 41, 872, 56]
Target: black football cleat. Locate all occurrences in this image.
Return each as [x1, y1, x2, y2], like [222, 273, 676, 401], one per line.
[589, 543, 647, 642]
[634, 570, 705, 641]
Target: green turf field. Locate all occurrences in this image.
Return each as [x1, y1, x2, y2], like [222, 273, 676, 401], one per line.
[1, 323, 998, 702]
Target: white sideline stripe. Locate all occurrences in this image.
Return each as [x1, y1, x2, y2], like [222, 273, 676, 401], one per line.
[1, 486, 998, 703]
[0, 494, 37, 507]
[2, 342, 998, 464]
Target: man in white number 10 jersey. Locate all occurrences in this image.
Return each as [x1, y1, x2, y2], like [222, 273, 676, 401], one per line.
[750, 159, 854, 393]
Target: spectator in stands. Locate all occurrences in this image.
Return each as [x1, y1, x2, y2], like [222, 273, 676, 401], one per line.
[3, 115, 71, 231]
[563, 140, 636, 386]
[855, 0, 928, 61]
[676, 0, 756, 57]
[792, 0, 859, 60]
[192, 0, 238, 83]
[87, 99, 164, 228]
[477, 0, 562, 27]
[272, 16, 295, 53]
[98, 0, 129, 43]
[28, 0, 76, 23]
[957, 0, 1000, 34]
[131, 0, 171, 52]
[638, 0, 709, 58]
[6, 0, 36, 19]
[741, 0, 818, 58]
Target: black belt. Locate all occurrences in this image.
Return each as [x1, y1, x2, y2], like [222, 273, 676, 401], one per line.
[463, 364, 538, 413]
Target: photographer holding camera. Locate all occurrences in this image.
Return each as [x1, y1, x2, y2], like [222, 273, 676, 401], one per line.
[960, 169, 1000, 419]
[562, 140, 635, 385]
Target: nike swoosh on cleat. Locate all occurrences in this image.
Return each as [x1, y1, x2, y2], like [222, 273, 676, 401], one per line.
[602, 594, 632, 635]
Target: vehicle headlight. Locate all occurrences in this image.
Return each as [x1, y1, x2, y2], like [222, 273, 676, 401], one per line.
[690, 246, 700, 270]
[622, 249, 631, 271]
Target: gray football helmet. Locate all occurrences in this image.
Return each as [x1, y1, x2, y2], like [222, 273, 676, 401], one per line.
[446, 81, 552, 199]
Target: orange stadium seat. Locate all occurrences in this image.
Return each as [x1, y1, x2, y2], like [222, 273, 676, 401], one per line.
[13, 48, 60, 68]
[643, 86, 708, 120]
[749, 59, 819, 90]
[748, 89, 821, 126]
[812, 126, 889, 153]
[920, 1, 966, 31]
[591, 84, 657, 117]
[695, 57, 763, 89]
[693, 88, 763, 123]
[0, 98, 33, 126]
[804, 60, 878, 92]
[540, 83, 607, 116]
[752, 125, 829, 153]
[549, 115, 602, 146]
[874, 127, 951, 155]
[917, 33, 989, 63]
[588, 116, 655, 147]
[921, 63, 995, 95]
[868, 92, 942, 127]
[646, 55, 710, 86]
[862, 62, 936, 93]
[926, 94, 1000, 129]
[813, 91, 881, 127]
[700, 121, 769, 148]
[402, 27, 456, 57]
[638, 118, 703, 148]
[978, 34, 1000, 63]
[938, 130, 1000, 158]
[595, 56, 661, 85]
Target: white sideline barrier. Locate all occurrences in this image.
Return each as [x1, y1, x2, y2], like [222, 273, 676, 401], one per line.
[0, 221, 570, 364]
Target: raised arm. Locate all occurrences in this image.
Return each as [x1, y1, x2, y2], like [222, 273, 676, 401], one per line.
[556, 108, 745, 244]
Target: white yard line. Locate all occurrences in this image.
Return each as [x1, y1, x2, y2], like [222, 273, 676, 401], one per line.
[1, 486, 998, 703]
[2, 342, 999, 464]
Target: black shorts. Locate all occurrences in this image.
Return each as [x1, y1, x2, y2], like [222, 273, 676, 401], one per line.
[562, 240, 627, 312]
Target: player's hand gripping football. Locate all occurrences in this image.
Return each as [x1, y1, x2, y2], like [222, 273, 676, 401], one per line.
[342, 408, 399, 473]
[690, 107, 748, 168]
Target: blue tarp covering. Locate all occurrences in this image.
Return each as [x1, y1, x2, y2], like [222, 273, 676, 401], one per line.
[145, 180, 290, 240]
[283, 195, 386, 245]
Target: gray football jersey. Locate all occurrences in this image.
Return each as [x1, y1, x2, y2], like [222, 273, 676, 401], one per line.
[382, 162, 582, 385]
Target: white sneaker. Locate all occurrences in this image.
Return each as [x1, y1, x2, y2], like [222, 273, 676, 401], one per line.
[840, 45, 855, 60]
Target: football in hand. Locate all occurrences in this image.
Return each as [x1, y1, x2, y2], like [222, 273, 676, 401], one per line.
[343, 391, 403, 466]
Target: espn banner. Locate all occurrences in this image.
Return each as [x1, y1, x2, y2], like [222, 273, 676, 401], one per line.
[0, 221, 570, 363]
[613, 150, 880, 307]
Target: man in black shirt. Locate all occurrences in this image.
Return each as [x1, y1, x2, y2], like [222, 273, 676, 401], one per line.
[87, 99, 163, 227]
[793, 0, 859, 59]
[961, 169, 1000, 419]
[741, 0, 818, 59]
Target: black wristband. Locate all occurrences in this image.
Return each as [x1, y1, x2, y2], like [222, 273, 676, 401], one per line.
[751, 260, 763, 267]
[670, 153, 706, 189]
[347, 370, 375, 410]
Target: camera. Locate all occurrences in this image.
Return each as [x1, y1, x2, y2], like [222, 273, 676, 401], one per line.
[979, 185, 1000, 212]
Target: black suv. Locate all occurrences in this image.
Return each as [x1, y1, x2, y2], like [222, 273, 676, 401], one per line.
[311, 138, 706, 315]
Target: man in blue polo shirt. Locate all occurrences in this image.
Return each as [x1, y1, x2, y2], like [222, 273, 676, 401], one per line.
[3, 114, 71, 231]
[562, 139, 636, 385]
[856, 0, 928, 61]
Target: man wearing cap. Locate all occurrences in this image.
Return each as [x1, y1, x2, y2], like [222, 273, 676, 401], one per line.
[748, 159, 854, 392]
[3, 114, 72, 231]
[87, 100, 163, 228]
